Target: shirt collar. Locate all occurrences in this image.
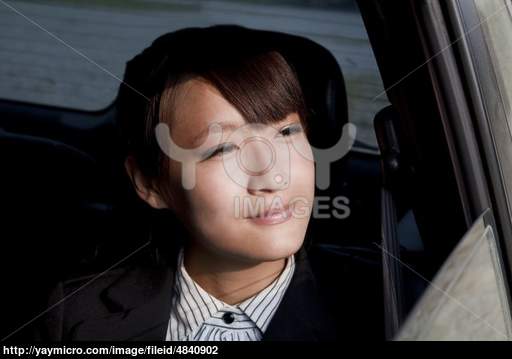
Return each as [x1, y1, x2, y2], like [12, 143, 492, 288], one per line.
[171, 248, 296, 337]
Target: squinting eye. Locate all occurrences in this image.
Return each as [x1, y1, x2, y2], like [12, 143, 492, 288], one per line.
[279, 123, 303, 137]
[204, 143, 238, 160]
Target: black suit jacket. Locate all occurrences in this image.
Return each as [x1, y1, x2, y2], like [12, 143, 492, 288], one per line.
[29, 242, 384, 341]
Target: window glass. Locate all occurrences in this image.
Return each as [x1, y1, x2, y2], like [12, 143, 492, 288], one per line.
[0, 0, 388, 146]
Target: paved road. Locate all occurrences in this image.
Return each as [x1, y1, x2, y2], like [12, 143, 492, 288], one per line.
[0, 0, 389, 145]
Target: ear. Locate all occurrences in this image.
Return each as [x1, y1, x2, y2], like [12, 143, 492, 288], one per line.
[124, 156, 169, 210]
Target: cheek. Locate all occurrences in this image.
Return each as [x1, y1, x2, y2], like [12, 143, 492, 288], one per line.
[164, 159, 240, 226]
[183, 163, 249, 252]
[187, 162, 242, 220]
[289, 147, 315, 201]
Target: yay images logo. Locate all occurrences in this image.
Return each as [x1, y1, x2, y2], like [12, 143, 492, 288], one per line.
[155, 121, 356, 191]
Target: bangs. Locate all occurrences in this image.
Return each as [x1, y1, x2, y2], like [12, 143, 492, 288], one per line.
[159, 50, 309, 135]
[202, 51, 308, 130]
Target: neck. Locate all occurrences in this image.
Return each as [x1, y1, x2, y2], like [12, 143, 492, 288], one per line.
[183, 242, 287, 306]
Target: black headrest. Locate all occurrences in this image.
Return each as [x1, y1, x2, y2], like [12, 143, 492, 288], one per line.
[119, 24, 348, 148]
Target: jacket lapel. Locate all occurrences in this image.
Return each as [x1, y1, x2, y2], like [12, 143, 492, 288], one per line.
[70, 248, 178, 341]
[262, 246, 338, 341]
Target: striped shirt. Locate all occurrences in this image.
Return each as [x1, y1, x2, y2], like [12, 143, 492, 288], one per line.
[165, 248, 296, 341]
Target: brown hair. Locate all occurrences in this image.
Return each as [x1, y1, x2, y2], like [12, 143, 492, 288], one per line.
[116, 28, 309, 198]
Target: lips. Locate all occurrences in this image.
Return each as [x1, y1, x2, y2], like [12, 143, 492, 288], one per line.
[261, 203, 290, 217]
[249, 203, 292, 225]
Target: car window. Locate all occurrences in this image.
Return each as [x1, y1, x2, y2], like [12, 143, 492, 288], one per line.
[0, 0, 388, 148]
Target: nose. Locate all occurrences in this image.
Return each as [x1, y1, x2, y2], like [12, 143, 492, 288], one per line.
[238, 137, 274, 176]
[242, 136, 288, 193]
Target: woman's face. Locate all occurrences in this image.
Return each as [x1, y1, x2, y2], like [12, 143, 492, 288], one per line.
[151, 78, 315, 263]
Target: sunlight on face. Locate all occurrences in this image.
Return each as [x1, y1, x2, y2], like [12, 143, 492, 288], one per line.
[163, 78, 315, 263]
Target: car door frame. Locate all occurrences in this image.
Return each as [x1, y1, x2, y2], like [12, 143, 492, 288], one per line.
[357, 0, 512, 336]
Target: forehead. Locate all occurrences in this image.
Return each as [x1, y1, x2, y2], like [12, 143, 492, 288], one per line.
[166, 78, 245, 148]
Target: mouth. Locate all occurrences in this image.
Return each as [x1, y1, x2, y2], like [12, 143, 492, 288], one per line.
[248, 203, 292, 225]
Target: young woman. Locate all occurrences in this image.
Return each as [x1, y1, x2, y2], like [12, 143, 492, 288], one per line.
[30, 25, 383, 342]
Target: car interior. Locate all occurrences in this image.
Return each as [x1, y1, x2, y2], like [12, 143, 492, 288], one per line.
[0, 22, 386, 340]
[4, 0, 503, 342]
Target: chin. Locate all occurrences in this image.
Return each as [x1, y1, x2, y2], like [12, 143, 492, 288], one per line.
[201, 220, 307, 263]
[246, 232, 305, 262]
